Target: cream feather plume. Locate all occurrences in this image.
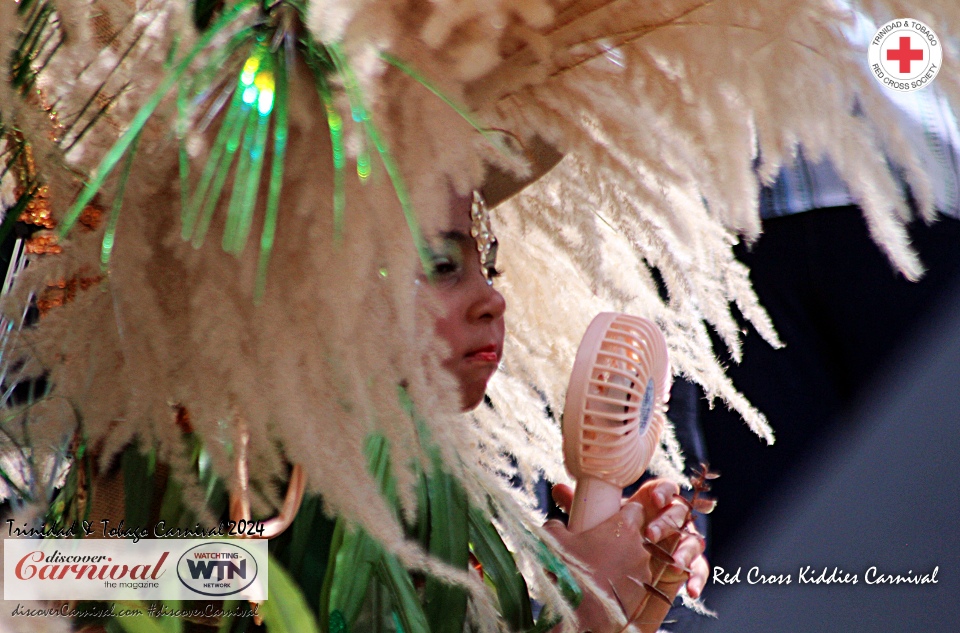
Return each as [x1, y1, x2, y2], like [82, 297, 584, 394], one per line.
[1, 0, 958, 629]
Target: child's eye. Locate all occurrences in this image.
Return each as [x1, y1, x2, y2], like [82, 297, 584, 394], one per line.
[429, 257, 462, 281]
[426, 238, 466, 284]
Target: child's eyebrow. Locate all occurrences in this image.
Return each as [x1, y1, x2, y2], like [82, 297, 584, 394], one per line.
[438, 230, 471, 244]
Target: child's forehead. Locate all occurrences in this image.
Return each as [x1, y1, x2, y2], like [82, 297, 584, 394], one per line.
[437, 192, 474, 233]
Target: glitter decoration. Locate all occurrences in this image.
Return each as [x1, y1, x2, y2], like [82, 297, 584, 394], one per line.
[469, 190, 498, 284]
[12, 141, 55, 229]
[24, 233, 63, 255]
[18, 186, 55, 229]
[239, 44, 276, 118]
[77, 202, 106, 231]
[36, 273, 104, 316]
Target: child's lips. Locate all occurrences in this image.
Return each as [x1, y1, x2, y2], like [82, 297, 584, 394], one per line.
[466, 346, 499, 363]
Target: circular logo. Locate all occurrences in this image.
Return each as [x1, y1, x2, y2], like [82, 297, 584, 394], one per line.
[869, 19, 942, 92]
[176, 541, 259, 597]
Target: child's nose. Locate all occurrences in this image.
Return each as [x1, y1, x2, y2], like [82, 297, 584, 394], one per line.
[468, 278, 506, 322]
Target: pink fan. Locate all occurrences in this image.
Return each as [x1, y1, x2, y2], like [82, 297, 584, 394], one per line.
[562, 313, 671, 533]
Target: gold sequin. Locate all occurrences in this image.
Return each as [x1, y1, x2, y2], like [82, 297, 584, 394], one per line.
[78, 201, 105, 231]
[18, 185, 55, 229]
[24, 233, 62, 255]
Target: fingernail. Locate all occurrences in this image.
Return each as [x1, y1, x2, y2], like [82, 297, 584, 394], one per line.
[689, 578, 702, 598]
[655, 491, 666, 507]
[649, 524, 661, 541]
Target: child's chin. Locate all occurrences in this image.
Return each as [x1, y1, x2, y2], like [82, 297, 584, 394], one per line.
[459, 381, 490, 411]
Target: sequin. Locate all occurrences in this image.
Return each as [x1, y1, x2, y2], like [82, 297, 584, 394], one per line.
[24, 233, 62, 255]
[36, 273, 104, 316]
[469, 190, 498, 284]
[77, 202, 105, 231]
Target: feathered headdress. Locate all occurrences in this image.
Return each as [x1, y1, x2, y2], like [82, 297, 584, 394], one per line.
[1, 0, 957, 630]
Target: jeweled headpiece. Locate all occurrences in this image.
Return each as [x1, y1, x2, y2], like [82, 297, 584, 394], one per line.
[470, 190, 498, 284]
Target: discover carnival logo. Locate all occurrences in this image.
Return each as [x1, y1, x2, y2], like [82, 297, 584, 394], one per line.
[869, 19, 942, 92]
[4, 538, 267, 601]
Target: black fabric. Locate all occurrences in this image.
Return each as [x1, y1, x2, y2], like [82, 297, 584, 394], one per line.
[699, 206, 960, 566]
[693, 268, 960, 633]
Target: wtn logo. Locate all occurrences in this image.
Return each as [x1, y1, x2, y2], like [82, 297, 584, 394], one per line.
[185, 559, 246, 581]
[176, 542, 260, 597]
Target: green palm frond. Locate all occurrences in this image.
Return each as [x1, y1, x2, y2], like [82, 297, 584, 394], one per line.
[468, 505, 535, 631]
[325, 41, 432, 271]
[44, 0, 452, 298]
[7, 0, 524, 302]
[261, 556, 323, 633]
[57, 0, 257, 238]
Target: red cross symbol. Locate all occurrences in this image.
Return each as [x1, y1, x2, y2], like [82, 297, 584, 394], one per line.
[887, 36, 924, 74]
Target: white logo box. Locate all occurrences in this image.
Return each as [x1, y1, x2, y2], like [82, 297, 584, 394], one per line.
[4, 538, 268, 601]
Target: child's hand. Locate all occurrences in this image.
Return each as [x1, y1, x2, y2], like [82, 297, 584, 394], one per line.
[545, 479, 709, 632]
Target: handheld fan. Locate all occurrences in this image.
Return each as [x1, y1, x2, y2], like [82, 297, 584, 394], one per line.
[562, 313, 671, 533]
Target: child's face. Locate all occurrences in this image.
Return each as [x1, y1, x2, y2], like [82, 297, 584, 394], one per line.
[425, 192, 506, 410]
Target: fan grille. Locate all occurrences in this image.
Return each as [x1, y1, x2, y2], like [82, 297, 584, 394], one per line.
[563, 313, 670, 487]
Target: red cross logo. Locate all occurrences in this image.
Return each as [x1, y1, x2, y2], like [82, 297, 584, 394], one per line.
[886, 36, 924, 74]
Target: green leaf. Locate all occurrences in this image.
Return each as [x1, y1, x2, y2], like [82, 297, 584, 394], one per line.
[222, 98, 263, 253]
[177, 83, 192, 229]
[260, 555, 322, 633]
[329, 609, 349, 633]
[318, 516, 345, 632]
[255, 41, 289, 300]
[326, 519, 380, 624]
[536, 540, 582, 609]
[282, 494, 334, 612]
[380, 52, 497, 145]
[101, 130, 142, 268]
[121, 442, 156, 530]
[188, 83, 252, 247]
[469, 506, 534, 630]
[159, 601, 183, 633]
[218, 600, 239, 633]
[325, 43, 432, 273]
[423, 466, 469, 633]
[197, 446, 228, 517]
[304, 57, 345, 242]
[375, 554, 430, 633]
[59, 0, 256, 238]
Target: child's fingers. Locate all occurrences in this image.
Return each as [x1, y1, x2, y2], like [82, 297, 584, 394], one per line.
[687, 554, 710, 598]
[644, 497, 690, 542]
[670, 530, 706, 572]
[625, 478, 680, 520]
[550, 483, 575, 513]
